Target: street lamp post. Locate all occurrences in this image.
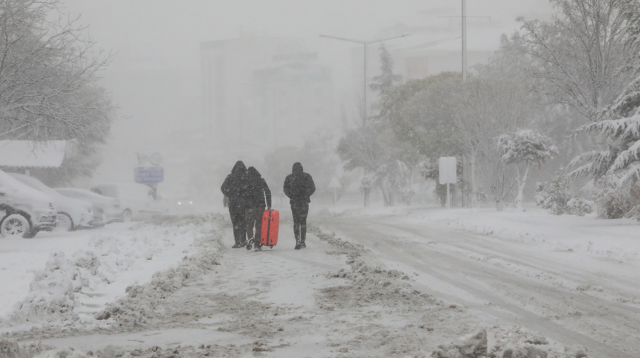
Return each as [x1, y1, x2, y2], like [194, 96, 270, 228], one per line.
[240, 79, 309, 150]
[319, 33, 410, 120]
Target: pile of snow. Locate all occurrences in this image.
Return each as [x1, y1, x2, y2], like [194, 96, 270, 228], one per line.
[1, 214, 226, 329]
[94, 214, 227, 330]
[432, 327, 588, 358]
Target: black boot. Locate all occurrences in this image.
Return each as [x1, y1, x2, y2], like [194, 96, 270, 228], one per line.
[294, 237, 301, 250]
[300, 225, 307, 249]
[246, 239, 253, 250]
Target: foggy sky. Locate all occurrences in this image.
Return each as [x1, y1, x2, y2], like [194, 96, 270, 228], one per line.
[56, 0, 556, 194]
[61, 0, 554, 95]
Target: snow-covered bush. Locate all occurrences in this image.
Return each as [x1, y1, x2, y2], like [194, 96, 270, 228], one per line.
[536, 171, 593, 216]
[592, 175, 640, 219]
[535, 174, 571, 215]
[566, 197, 593, 216]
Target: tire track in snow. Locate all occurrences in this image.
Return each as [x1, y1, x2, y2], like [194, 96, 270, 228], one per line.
[316, 216, 639, 358]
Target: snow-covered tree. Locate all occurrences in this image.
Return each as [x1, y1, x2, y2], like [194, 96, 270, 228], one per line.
[569, 114, 640, 219]
[517, 0, 640, 122]
[498, 130, 559, 211]
[439, 78, 535, 210]
[382, 73, 461, 159]
[338, 43, 414, 207]
[0, 0, 115, 184]
[369, 43, 403, 104]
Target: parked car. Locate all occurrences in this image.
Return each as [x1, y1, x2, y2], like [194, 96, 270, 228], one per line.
[0, 169, 57, 238]
[90, 183, 167, 221]
[55, 188, 122, 224]
[9, 173, 96, 231]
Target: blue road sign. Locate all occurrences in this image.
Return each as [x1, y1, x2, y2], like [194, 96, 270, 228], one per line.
[134, 167, 164, 184]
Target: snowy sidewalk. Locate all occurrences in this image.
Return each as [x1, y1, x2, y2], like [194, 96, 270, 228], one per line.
[321, 205, 640, 264]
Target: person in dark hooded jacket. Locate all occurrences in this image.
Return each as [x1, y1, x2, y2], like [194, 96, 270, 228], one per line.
[221, 161, 248, 248]
[283, 162, 315, 249]
[243, 167, 272, 251]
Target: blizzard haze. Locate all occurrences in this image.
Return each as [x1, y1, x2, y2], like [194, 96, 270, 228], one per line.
[58, 0, 554, 199]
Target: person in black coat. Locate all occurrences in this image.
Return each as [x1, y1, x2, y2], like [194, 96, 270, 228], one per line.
[221, 161, 248, 248]
[243, 167, 271, 251]
[283, 162, 315, 250]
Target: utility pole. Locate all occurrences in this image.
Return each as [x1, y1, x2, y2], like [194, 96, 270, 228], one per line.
[452, 0, 489, 209]
[462, 0, 467, 82]
[319, 33, 410, 121]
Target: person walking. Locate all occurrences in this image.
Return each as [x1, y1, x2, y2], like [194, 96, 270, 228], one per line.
[243, 167, 271, 251]
[221, 161, 248, 248]
[283, 162, 315, 250]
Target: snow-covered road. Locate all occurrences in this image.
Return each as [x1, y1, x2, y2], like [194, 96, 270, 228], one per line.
[316, 213, 640, 358]
[4, 210, 637, 357]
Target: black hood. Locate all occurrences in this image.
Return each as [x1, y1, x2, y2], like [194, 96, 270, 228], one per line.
[247, 166, 261, 178]
[231, 161, 247, 174]
[292, 162, 303, 173]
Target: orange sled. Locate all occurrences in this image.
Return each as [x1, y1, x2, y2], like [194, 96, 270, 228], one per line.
[260, 209, 279, 248]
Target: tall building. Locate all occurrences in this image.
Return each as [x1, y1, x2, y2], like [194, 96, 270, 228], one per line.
[200, 36, 333, 157]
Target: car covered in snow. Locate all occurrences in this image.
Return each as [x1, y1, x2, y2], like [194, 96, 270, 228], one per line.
[55, 188, 122, 225]
[9, 173, 97, 231]
[90, 183, 168, 221]
[0, 169, 57, 238]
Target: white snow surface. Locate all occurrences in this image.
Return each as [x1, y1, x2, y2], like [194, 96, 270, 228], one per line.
[1, 206, 639, 357]
[323, 204, 640, 263]
[416, 206, 640, 263]
[0, 220, 204, 328]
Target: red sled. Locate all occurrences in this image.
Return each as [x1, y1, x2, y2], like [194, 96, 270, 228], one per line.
[260, 210, 279, 248]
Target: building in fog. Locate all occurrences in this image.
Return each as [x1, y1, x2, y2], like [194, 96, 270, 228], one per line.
[200, 36, 333, 158]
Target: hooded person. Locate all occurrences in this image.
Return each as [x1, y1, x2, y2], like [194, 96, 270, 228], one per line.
[243, 167, 272, 251]
[283, 162, 316, 249]
[221, 161, 248, 248]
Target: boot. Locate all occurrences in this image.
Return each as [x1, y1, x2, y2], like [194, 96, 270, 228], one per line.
[294, 237, 301, 250]
[300, 225, 307, 249]
[246, 239, 253, 250]
[232, 242, 241, 248]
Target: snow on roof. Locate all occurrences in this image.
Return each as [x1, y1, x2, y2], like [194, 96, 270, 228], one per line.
[0, 140, 67, 168]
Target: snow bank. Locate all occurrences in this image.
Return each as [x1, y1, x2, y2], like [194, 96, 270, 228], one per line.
[94, 214, 227, 329]
[417, 207, 640, 263]
[1, 214, 226, 329]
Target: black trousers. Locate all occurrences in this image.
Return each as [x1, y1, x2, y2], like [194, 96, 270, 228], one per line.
[229, 203, 246, 245]
[291, 202, 309, 242]
[245, 207, 264, 245]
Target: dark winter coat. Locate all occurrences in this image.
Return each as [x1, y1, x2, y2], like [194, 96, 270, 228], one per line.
[243, 167, 272, 208]
[283, 162, 316, 204]
[221, 161, 247, 208]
